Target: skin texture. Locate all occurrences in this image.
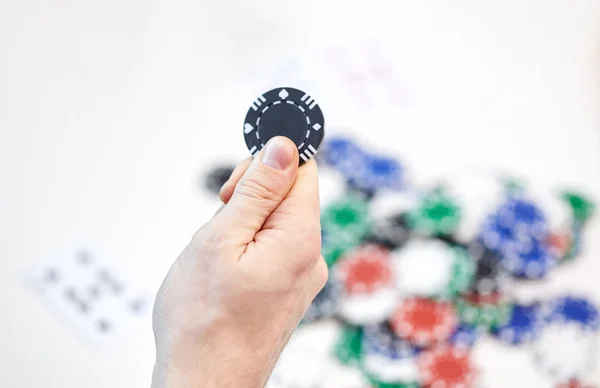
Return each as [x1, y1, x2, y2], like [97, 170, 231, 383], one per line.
[151, 136, 328, 388]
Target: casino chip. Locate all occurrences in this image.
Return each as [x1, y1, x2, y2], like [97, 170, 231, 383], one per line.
[533, 322, 598, 381]
[440, 170, 509, 242]
[466, 242, 507, 296]
[446, 245, 476, 297]
[561, 191, 595, 225]
[303, 276, 342, 322]
[503, 238, 556, 280]
[321, 226, 361, 268]
[391, 240, 454, 297]
[243, 87, 325, 165]
[455, 298, 511, 330]
[318, 166, 347, 206]
[405, 188, 462, 237]
[347, 152, 405, 195]
[391, 298, 458, 347]
[448, 324, 480, 349]
[320, 136, 366, 176]
[490, 303, 543, 345]
[368, 213, 412, 251]
[418, 346, 477, 388]
[361, 322, 421, 384]
[333, 325, 364, 366]
[336, 245, 399, 325]
[321, 196, 372, 242]
[203, 164, 235, 195]
[369, 190, 419, 222]
[479, 196, 549, 254]
[542, 296, 600, 331]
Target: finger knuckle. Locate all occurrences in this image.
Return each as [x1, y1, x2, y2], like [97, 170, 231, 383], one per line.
[236, 172, 283, 203]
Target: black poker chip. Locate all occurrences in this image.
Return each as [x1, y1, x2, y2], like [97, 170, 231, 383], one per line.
[367, 213, 411, 250]
[467, 242, 507, 295]
[203, 165, 235, 195]
[243, 87, 325, 165]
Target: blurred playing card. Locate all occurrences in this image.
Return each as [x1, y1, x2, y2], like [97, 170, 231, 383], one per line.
[27, 246, 151, 348]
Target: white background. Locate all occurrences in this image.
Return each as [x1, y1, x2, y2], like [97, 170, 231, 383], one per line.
[1, 1, 600, 387]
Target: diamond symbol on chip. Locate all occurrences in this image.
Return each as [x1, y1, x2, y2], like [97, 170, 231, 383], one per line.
[312, 123, 322, 131]
[278, 89, 289, 99]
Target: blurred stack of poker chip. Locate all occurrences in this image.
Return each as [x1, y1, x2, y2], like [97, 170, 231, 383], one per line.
[202, 135, 598, 387]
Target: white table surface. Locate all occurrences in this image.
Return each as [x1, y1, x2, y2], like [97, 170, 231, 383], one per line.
[1, 1, 600, 387]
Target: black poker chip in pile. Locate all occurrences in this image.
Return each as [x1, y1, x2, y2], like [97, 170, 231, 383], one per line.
[203, 165, 235, 195]
[367, 213, 411, 250]
[466, 242, 507, 297]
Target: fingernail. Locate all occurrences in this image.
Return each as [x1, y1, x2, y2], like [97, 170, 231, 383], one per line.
[261, 137, 295, 170]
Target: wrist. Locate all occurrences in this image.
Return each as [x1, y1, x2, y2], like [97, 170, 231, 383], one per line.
[152, 328, 274, 388]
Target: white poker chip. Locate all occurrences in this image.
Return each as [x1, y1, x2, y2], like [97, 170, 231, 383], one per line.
[362, 353, 420, 383]
[369, 189, 419, 222]
[391, 239, 455, 297]
[318, 167, 347, 206]
[267, 332, 332, 388]
[533, 322, 598, 381]
[530, 186, 573, 234]
[337, 286, 400, 325]
[441, 170, 507, 242]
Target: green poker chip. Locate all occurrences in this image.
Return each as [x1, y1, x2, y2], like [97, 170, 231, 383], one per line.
[455, 298, 511, 330]
[333, 325, 364, 366]
[366, 376, 420, 388]
[321, 227, 361, 267]
[321, 196, 372, 243]
[446, 246, 476, 297]
[561, 191, 595, 225]
[405, 188, 461, 236]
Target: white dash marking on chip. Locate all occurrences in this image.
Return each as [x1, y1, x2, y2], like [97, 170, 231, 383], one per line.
[301, 93, 309, 101]
[259, 95, 266, 102]
[304, 149, 313, 159]
[308, 145, 317, 154]
[300, 153, 308, 162]
[309, 101, 317, 110]
[261, 106, 269, 113]
[251, 103, 258, 111]
[306, 96, 314, 105]
[254, 98, 263, 107]
[286, 100, 295, 105]
[272, 101, 281, 105]
[306, 116, 311, 124]
[244, 123, 254, 134]
[298, 106, 305, 112]
[249, 145, 257, 154]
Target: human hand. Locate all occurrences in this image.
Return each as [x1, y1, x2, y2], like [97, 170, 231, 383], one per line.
[151, 136, 328, 388]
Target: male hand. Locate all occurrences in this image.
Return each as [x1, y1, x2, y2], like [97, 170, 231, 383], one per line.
[152, 136, 328, 388]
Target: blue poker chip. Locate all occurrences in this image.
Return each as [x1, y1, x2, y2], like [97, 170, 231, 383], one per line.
[504, 239, 556, 279]
[491, 303, 543, 345]
[303, 276, 343, 322]
[448, 324, 480, 349]
[347, 153, 405, 194]
[320, 136, 366, 174]
[479, 197, 549, 255]
[543, 296, 600, 331]
[362, 322, 421, 359]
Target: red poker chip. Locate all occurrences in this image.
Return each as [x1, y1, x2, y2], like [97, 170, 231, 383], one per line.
[391, 298, 458, 347]
[419, 346, 477, 388]
[337, 244, 393, 295]
[547, 232, 572, 258]
[463, 291, 504, 306]
[556, 379, 596, 388]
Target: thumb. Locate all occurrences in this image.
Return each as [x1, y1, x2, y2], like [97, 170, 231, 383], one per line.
[215, 136, 299, 238]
